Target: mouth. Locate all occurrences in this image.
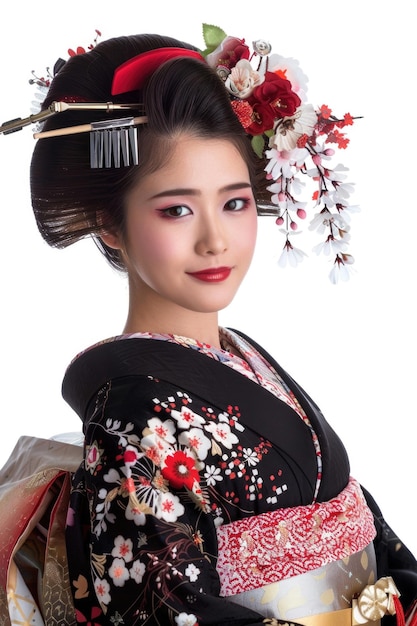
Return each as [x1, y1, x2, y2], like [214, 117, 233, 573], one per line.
[187, 267, 232, 282]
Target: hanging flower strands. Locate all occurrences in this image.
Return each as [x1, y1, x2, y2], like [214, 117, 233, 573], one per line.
[202, 24, 361, 284]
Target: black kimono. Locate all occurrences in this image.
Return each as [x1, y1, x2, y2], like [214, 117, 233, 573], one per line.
[63, 329, 417, 626]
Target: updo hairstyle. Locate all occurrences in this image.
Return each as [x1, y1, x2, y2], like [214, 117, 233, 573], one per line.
[30, 34, 269, 270]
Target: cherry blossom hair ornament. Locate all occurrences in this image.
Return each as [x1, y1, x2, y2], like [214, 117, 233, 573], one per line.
[200, 24, 361, 283]
[109, 26, 362, 283]
[0, 26, 361, 283]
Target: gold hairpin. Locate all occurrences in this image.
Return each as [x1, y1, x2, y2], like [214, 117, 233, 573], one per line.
[1, 101, 148, 168]
[33, 114, 148, 140]
[0, 101, 145, 135]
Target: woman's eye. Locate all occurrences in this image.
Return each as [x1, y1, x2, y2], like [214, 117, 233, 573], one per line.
[161, 205, 191, 218]
[225, 198, 250, 211]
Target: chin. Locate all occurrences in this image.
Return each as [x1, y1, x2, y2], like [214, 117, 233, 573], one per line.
[195, 300, 237, 315]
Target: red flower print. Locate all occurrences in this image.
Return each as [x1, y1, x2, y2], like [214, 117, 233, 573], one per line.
[75, 606, 102, 625]
[162, 450, 200, 490]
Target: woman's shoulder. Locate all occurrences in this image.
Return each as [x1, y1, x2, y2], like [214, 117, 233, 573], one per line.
[66, 332, 158, 365]
[62, 333, 222, 419]
[62, 334, 171, 418]
[61, 328, 271, 422]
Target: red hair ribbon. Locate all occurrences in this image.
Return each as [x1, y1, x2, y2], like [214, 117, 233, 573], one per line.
[111, 47, 206, 95]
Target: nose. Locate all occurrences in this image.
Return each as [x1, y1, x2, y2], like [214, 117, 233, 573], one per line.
[195, 214, 228, 256]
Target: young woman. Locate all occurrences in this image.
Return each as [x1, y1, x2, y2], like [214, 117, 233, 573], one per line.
[2, 29, 417, 626]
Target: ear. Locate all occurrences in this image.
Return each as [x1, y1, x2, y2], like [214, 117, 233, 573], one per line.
[100, 230, 123, 250]
[96, 210, 123, 250]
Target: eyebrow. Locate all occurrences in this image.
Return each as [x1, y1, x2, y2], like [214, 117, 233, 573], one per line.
[150, 182, 253, 199]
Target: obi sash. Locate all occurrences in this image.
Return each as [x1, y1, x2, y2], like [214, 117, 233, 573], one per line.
[216, 476, 376, 596]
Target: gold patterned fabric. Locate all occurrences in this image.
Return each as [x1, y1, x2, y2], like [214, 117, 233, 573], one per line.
[0, 436, 83, 626]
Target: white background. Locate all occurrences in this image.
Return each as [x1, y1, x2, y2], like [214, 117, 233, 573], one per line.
[1, 1, 416, 557]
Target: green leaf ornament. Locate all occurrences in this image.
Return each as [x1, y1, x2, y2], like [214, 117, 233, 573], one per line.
[201, 24, 228, 55]
[251, 135, 265, 159]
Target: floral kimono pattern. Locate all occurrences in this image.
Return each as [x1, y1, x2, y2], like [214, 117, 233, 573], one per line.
[63, 329, 353, 625]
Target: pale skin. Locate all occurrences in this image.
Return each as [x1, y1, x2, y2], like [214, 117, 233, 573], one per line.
[101, 135, 258, 349]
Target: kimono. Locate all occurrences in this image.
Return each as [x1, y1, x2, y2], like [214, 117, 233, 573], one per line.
[62, 328, 417, 626]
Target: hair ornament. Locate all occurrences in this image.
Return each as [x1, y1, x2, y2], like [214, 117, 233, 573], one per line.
[28, 30, 102, 132]
[202, 24, 361, 283]
[89, 117, 140, 168]
[112, 48, 206, 94]
[0, 26, 361, 282]
[0, 40, 203, 170]
[0, 101, 147, 168]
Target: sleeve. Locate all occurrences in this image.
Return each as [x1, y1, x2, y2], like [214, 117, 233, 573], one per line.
[361, 486, 417, 620]
[66, 374, 289, 626]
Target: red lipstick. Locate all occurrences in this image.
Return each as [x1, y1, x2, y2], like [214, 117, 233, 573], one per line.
[187, 267, 232, 282]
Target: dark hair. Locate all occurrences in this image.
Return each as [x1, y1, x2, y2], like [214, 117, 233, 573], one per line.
[30, 34, 270, 270]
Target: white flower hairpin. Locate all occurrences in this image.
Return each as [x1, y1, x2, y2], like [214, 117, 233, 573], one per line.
[202, 24, 361, 283]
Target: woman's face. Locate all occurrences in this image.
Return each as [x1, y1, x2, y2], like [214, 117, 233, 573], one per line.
[108, 135, 258, 326]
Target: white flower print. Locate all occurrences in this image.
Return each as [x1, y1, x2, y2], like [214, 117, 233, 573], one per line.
[178, 428, 211, 460]
[185, 563, 201, 582]
[171, 405, 206, 429]
[94, 577, 111, 605]
[109, 557, 130, 587]
[204, 421, 239, 449]
[130, 559, 146, 584]
[139, 436, 165, 466]
[242, 448, 260, 467]
[145, 417, 176, 444]
[156, 491, 185, 522]
[140, 419, 177, 464]
[112, 535, 133, 562]
[175, 613, 198, 626]
[125, 501, 146, 526]
[203, 464, 222, 487]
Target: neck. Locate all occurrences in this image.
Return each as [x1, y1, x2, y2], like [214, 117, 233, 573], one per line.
[123, 292, 222, 349]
